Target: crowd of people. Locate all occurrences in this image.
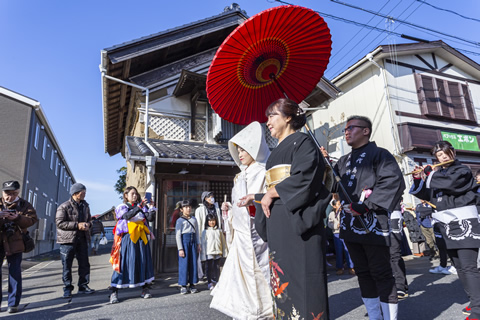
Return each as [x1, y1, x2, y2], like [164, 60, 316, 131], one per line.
[2, 98, 480, 320]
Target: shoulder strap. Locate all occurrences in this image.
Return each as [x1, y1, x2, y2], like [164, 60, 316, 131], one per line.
[181, 217, 196, 232]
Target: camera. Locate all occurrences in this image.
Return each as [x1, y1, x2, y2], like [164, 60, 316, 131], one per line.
[2, 222, 16, 238]
[1, 210, 17, 237]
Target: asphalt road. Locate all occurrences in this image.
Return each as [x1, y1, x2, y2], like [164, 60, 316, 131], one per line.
[0, 247, 469, 319]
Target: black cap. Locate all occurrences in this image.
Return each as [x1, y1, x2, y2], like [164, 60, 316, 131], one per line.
[2, 181, 20, 191]
[180, 200, 191, 208]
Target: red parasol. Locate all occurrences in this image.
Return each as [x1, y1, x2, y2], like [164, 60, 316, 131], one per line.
[206, 5, 332, 125]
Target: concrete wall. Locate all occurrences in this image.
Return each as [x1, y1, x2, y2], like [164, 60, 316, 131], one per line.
[311, 63, 396, 158]
[0, 94, 31, 188]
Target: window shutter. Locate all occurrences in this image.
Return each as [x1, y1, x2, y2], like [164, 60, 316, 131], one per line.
[436, 78, 451, 117]
[421, 75, 440, 115]
[448, 82, 466, 120]
[415, 73, 476, 124]
[461, 84, 476, 121]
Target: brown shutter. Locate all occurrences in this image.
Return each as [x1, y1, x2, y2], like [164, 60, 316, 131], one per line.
[462, 84, 476, 122]
[448, 81, 466, 120]
[421, 75, 440, 115]
[436, 78, 451, 117]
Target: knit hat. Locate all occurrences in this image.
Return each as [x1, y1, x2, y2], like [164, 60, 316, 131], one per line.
[201, 191, 213, 203]
[70, 183, 86, 195]
[2, 180, 20, 191]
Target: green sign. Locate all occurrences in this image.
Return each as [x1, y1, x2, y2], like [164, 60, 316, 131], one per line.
[441, 131, 480, 151]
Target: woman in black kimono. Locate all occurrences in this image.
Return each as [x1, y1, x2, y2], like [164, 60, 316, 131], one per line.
[410, 141, 480, 320]
[241, 98, 331, 320]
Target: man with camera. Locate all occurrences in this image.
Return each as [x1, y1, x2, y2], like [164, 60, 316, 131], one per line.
[56, 183, 94, 298]
[0, 180, 38, 313]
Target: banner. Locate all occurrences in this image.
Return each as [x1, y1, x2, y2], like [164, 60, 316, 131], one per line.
[441, 131, 480, 152]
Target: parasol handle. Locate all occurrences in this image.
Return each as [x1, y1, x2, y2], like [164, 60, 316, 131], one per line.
[270, 73, 289, 99]
[304, 123, 370, 233]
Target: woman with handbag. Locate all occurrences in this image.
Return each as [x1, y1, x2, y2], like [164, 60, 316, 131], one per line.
[0, 180, 38, 314]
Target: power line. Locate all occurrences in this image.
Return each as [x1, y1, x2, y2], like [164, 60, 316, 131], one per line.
[328, 0, 421, 77]
[327, 0, 397, 73]
[330, 0, 480, 47]
[272, 0, 480, 72]
[415, 0, 480, 23]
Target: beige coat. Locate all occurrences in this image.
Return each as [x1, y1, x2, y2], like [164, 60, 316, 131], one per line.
[201, 227, 227, 260]
[328, 209, 341, 234]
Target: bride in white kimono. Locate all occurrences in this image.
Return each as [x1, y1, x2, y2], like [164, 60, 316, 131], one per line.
[210, 121, 273, 320]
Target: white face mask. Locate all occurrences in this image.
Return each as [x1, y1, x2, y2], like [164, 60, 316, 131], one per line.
[207, 197, 215, 204]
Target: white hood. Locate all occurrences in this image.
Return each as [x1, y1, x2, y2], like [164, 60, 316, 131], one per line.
[228, 121, 270, 168]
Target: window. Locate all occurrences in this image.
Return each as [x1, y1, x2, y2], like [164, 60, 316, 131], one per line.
[50, 150, 54, 170]
[28, 190, 33, 203]
[45, 201, 50, 217]
[415, 74, 476, 123]
[34, 123, 40, 149]
[42, 137, 47, 159]
[55, 158, 59, 176]
[60, 166, 64, 183]
[63, 171, 67, 187]
[413, 157, 428, 166]
[32, 193, 37, 209]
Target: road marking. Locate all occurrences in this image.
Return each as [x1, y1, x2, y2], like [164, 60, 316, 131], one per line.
[2, 260, 56, 290]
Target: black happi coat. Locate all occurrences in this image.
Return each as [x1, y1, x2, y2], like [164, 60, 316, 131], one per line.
[409, 159, 480, 249]
[255, 132, 331, 320]
[334, 141, 405, 246]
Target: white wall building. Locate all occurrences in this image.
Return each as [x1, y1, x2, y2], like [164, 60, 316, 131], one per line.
[311, 41, 480, 205]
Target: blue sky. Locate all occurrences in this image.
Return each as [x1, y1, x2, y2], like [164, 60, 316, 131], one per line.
[1, 0, 479, 214]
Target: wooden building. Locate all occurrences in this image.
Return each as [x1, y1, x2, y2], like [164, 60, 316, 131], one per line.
[100, 4, 339, 273]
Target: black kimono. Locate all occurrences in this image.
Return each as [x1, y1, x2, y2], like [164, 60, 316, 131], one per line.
[334, 142, 405, 246]
[409, 159, 480, 249]
[255, 132, 331, 320]
[410, 160, 480, 319]
[333, 141, 405, 306]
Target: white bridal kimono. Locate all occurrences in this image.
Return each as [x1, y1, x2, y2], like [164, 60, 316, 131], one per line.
[210, 122, 273, 320]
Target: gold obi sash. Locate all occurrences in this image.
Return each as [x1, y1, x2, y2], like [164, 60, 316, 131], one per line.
[127, 220, 150, 244]
[266, 165, 291, 190]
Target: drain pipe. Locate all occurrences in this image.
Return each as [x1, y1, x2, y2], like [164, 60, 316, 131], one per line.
[366, 53, 400, 156]
[99, 64, 158, 157]
[99, 55, 159, 196]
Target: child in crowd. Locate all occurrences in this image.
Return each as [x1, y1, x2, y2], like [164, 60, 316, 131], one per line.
[201, 213, 228, 290]
[175, 200, 200, 294]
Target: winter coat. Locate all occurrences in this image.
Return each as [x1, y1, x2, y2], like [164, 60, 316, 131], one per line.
[90, 219, 105, 235]
[56, 198, 91, 244]
[403, 210, 425, 243]
[200, 226, 227, 260]
[0, 198, 38, 256]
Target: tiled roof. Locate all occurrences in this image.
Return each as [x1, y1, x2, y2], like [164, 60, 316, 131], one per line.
[126, 136, 234, 164]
